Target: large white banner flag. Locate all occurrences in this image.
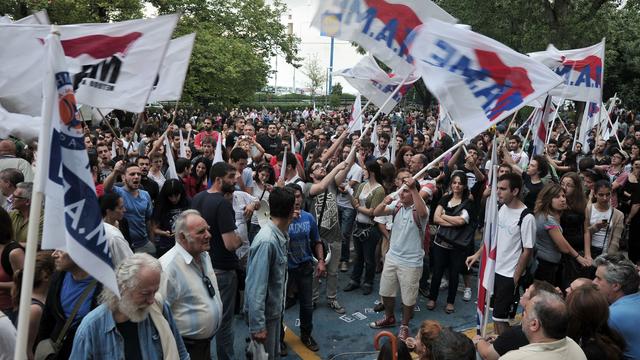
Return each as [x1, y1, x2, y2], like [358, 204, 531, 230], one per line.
[0, 105, 41, 140]
[148, 33, 196, 103]
[528, 40, 605, 102]
[0, 10, 50, 24]
[410, 19, 563, 139]
[39, 33, 118, 295]
[0, 14, 178, 113]
[311, 0, 456, 76]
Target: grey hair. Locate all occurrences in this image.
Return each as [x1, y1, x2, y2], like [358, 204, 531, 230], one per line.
[173, 209, 201, 242]
[528, 291, 568, 340]
[16, 182, 33, 200]
[99, 253, 162, 310]
[594, 254, 640, 295]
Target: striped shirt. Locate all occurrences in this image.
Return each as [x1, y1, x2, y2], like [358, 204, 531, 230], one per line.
[159, 244, 223, 339]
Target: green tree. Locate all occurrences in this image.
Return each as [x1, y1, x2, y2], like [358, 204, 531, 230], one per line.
[1, 0, 142, 24]
[303, 54, 325, 97]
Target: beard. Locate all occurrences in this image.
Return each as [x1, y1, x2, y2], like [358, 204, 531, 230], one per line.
[118, 295, 151, 323]
[221, 182, 235, 194]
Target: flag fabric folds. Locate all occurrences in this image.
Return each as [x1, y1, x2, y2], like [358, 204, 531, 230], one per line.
[530, 97, 555, 155]
[148, 33, 196, 103]
[40, 33, 119, 295]
[0, 14, 179, 113]
[528, 40, 605, 103]
[410, 19, 563, 140]
[334, 55, 418, 114]
[311, 0, 456, 76]
[348, 93, 363, 133]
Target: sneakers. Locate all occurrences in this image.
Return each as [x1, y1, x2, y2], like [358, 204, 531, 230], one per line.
[339, 261, 349, 272]
[373, 302, 385, 312]
[328, 299, 346, 314]
[398, 325, 410, 342]
[463, 287, 472, 302]
[369, 315, 396, 329]
[301, 334, 319, 352]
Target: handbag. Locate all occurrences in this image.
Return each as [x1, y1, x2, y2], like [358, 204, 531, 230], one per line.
[35, 280, 97, 360]
[436, 200, 474, 248]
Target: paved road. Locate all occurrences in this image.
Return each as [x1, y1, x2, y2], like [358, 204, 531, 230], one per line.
[227, 269, 479, 359]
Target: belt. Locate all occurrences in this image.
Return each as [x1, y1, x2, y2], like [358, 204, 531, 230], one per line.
[182, 337, 213, 346]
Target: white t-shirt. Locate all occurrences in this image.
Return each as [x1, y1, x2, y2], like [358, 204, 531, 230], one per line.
[104, 223, 134, 267]
[589, 204, 612, 249]
[336, 164, 363, 208]
[232, 191, 257, 259]
[495, 205, 536, 278]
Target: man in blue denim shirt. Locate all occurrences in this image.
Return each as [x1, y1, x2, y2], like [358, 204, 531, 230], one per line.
[70, 254, 189, 359]
[245, 187, 295, 359]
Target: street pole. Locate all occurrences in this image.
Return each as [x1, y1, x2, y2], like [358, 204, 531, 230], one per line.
[328, 36, 334, 95]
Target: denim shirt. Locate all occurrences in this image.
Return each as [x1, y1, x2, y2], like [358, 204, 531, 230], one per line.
[70, 302, 190, 360]
[245, 221, 289, 333]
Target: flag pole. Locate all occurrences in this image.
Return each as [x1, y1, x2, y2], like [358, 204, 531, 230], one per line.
[14, 29, 59, 360]
[124, 111, 146, 161]
[391, 138, 467, 198]
[346, 73, 413, 160]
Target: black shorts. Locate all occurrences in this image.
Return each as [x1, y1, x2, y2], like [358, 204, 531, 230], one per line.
[492, 273, 517, 322]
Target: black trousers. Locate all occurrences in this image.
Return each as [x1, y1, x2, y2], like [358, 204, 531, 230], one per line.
[182, 337, 212, 360]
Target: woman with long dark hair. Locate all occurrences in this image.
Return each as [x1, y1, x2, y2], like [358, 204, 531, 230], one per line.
[344, 160, 386, 295]
[566, 284, 625, 360]
[183, 158, 209, 198]
[394, 146, 414, 170]
[534, 183, 590, 286]
[427, 171, 475, 314]
[152, 179, 190, 258]
[560, 172, 588, 288]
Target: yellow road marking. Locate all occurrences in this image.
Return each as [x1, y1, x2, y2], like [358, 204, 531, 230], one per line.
[284, 326, 322, 360]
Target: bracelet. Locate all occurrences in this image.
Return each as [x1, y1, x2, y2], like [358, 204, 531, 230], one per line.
[574, 253, 580, 259]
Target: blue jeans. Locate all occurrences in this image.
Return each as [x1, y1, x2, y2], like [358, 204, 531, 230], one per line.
[288, 261, 315, 335]
[351, 222, 380, 287]
[338, 206, 356, 262]
[213, 269, 237, 360]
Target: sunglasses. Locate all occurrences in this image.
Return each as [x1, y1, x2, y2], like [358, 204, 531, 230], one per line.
[202, 275, 216, 298]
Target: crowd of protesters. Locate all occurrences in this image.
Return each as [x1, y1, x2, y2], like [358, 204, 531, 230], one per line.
[0, 102, 639, 359]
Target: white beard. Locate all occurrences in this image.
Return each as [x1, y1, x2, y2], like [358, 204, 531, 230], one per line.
[118, 295, 151, 323]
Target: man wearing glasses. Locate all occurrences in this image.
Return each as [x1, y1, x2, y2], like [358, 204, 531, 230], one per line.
[159, 209, 222, 360]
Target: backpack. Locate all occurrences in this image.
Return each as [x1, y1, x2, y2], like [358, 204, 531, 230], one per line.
[393, 203, 431, 255]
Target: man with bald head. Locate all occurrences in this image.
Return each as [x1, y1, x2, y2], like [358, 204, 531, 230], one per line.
[0, 139, 34, 182]
[500, 292, 586, 360]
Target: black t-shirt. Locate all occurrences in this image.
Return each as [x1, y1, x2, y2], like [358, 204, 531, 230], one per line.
[560, 209, 585, 250]
[116, 320, 142, 359]
[258, 134, 282, 156]
[140, 177, 159, 201]
[522, 174, 544, 211]
[492, 325, 529, 356]
[191, 191, 238, 269]
[226, 131, 241, 149]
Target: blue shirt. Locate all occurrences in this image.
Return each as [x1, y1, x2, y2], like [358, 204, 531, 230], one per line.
[287, 211, 319, 269]
[60, 273, 96, 326]
[70, 302, 189, 360]
[112, 186, 153, 248]
[609, 292, 640, 360]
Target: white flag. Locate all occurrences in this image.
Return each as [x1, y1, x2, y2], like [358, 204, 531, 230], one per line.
[163, 136, 179, 180]
[0, 14, 179, 113]
[0, 105, 41, 140]
[213, 131, 223, 164]
[147, 33, 196, 103]
[179, 129, 188, 158]
[311, 0, 456, 76]
[0, 10, 50, 24]
[40, 32, 118, 295]
[578, 102, 600, 152]
[348, 93, 363, 133]
[410, 19, 563, 140]
[529, 40, 605, 103]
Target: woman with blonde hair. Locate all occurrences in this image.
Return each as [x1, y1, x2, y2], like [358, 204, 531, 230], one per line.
[534, 183, 590, 286]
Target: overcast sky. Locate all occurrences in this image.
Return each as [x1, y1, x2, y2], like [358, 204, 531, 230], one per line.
[267, 0, 363, 94]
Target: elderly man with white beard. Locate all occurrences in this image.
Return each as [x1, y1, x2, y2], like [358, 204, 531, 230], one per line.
[70, 253, 189, 359]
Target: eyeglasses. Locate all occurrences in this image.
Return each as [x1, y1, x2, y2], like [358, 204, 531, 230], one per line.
[202, 275, 216, 298]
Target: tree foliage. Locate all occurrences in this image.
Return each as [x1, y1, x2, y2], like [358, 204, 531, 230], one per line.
[303, 54, 326, 97]
[437, 0, 640, 108]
